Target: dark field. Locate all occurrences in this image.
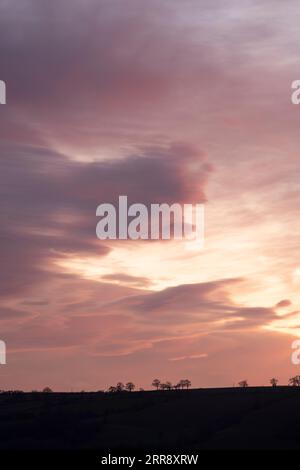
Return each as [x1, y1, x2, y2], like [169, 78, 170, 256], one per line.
[1, 387, 300, 450]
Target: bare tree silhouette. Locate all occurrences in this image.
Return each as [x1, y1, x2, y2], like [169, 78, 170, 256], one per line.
[238, 380, 248, 388]
[177, 379, 191, 389]
[125, 382, 135, 392]
[270, 378, 278, 387]
[116, 382, 125, 392]
[108, 386, 117, 393]
[152, 379, 161, 390]
[165, 381, 172, 391]
[184, 379, 191, 389]
[159, 383, 167, 391]
[42, 387, 53, 393]
[289, 376, 300, 386]
[178, 379, 185, 389]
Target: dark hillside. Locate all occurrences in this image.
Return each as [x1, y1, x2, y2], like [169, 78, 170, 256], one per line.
[0, 387, 299, 449]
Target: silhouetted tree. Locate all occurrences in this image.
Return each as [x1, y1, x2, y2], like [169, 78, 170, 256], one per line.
[159, 383, 167, 390]
[178, 380, 185, 389]
[238, 380, 248, 388]
[125, 382, 135, 392]
[116, 382, 125, 392]
[165, 381, 172, 390]
[184, 379, 191, 389]
[289, 376, 300, 387]
[270, 378, 278, 387]
[42, 387, 53, 393]
[152, 379, 161, 390]
[108, 386, 117, 393]
[178, 379, 191, 389]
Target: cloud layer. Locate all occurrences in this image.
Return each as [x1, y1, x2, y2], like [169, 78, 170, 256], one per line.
[1, 0, 300, 390]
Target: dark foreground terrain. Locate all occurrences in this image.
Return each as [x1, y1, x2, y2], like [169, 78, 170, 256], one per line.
[1, 387, 300, 450]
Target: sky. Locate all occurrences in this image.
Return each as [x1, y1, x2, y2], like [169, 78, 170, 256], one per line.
[1, 0, 300, 391]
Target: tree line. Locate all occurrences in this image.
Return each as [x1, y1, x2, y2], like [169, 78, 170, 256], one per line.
[107, 379, 192, 393]
[237, 377, 300, 388]
[106, 376, 300, 393]
[4, 376, 300, 394]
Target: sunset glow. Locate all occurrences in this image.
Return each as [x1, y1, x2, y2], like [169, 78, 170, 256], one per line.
[1, 0, 300, 391]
